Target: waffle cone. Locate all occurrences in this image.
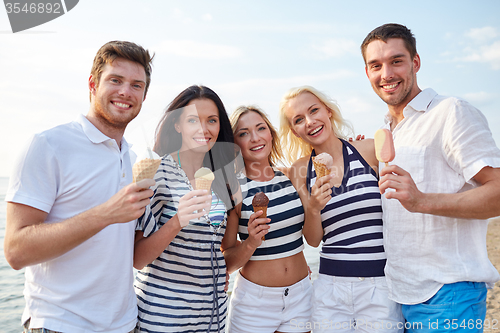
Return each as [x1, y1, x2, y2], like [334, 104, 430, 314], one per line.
[253, 205, 268, 240]
[313, 160, 331, 179]
[195, 178, 213, 191]
[133, 159, 161, 183]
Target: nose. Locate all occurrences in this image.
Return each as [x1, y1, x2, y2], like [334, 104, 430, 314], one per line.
[305, 114, 315, 127]
[118, 84, 132, 97]
[249, 130, 259, 142]
[381, 64, 394, 82]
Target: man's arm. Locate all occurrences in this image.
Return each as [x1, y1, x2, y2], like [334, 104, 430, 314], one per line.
[379, 165, 500, 219]
[4, 179, 154, 270]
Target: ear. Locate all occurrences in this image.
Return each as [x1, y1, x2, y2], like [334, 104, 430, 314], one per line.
[88, 75, 97, 96]
[413, 53, 421, 74]
[365, 65, 369, 78]
[175, 122, 181, 133]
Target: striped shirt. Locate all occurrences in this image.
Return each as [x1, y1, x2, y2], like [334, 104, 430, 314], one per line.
[134, 154, 228, 333]
[239, 170, 305, 261]
[307, 140, 386, 277]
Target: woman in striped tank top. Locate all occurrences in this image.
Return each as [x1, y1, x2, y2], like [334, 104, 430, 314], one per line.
[133, 86, 240, 333]
[222, 106, 313, 333]
[279, 86, 403, 333]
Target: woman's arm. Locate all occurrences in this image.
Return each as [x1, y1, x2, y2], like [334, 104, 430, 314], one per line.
[133, 189, 212, 269]
[221, 204, 270, 274]
[289, 158, 331, 247]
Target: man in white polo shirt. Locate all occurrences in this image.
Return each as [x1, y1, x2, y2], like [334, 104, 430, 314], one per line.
[5, 41, 155, 333]
[361, 24, 500, 332]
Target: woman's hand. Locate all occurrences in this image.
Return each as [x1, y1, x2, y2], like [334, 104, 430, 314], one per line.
[246, 210, 270, 248]
[176, 190, 212, 227]
[310, 174, 333, 212]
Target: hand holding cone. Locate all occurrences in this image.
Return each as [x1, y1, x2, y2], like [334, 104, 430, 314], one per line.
[252, 192, 269, 240]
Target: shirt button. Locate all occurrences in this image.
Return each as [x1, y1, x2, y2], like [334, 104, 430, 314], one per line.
[122, 173, 125, 178]
[358, 277, 365, 281]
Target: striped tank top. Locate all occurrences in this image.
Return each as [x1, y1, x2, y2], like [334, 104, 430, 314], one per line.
[134, 155, 228, 333]
[307, 140, 386, 277]
[239, 170, 305, 261]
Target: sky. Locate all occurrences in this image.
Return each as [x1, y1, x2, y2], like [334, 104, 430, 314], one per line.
[1, 0, 499, 177]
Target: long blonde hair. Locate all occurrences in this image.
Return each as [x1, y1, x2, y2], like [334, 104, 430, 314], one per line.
[278, 86, 354, 165]
[230, 105, 284, 167]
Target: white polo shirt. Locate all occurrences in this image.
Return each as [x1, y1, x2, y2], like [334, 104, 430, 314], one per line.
[381, 88, 500, 305]
[6, 114, 137, 332]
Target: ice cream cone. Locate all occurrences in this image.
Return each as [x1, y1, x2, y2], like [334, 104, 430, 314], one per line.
[312, 160, 331, 179]
[194, 167, 215, 192]
[133, 158, 161, 183]
[252, 192, 269, 241]
[195, 178, 213, 192]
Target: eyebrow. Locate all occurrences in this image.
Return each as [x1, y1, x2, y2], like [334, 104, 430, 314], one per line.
[367, 53, 406, 66]
[107, 73, 146, 84]
[307, 104, 318, 111]
[235, 122, 265, 134]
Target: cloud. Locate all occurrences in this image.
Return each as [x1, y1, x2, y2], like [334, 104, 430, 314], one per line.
[462, 91, 495, 104]
[465, 27, 498, 43]
[155, 40, 242, 59]
[202, 13, 213, 21]
[313, 38, 358, 58]
[461, 40, 500, 70]
[451, 27, 500, 70]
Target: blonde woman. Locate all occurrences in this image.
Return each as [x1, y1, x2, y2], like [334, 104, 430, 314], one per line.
[222, 105, 312, 333]
[279, 86, 403, 333]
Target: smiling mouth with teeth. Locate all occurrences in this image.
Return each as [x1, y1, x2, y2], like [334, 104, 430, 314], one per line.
[194, 138, 210, 143]
[383, 83, 399, 89]
[112, 101, 131, 108]
[309, 126, 323, 136]
[250, 145, 265, 151]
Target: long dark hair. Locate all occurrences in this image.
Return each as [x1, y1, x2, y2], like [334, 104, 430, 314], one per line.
[154, 85, 239, 210]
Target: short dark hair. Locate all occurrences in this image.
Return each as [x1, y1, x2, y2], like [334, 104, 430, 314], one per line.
[154, 85, 239, 210]
[361, 23, 417, 63]
[90, 41, 154, 100]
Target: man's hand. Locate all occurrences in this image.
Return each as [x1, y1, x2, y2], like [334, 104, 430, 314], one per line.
[99, 179, 155, 225]
[379, 165, 425, 213]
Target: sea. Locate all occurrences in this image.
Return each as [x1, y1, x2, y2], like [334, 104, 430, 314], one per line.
[0, 176, 320, 332]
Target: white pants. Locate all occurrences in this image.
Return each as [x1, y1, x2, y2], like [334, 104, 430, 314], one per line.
[311, 275, 404, 333]
[227, 272, 313, 333]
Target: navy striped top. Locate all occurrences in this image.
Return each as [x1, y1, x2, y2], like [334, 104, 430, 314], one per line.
[239, 170, 305, 261]
[307, 140, 386, 277]
[134, 155, 228, 333]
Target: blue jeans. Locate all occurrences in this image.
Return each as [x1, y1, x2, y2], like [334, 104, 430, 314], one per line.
[402, 282, 487, 332]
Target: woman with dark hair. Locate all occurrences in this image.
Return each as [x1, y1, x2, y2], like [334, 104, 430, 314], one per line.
[133, 85, 240, 333]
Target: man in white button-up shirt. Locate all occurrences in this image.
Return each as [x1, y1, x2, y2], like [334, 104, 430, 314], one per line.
[5, 41, 155, 333]
[361, 23, 500, 332]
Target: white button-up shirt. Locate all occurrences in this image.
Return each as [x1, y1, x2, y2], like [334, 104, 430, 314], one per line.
[381, 88, 500, 304]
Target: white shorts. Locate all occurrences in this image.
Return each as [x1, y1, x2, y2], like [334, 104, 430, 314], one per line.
[311, 275, 404, 333]
[227, 272, 313, 333]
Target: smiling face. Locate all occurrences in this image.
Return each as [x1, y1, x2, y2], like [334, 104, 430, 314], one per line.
[234, 111, 274, 164]
[364, 38, 421, 113]
[175, 98, 220, 153]
[89, 57, 147, 131]
[284, 92, 333, 146]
